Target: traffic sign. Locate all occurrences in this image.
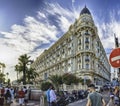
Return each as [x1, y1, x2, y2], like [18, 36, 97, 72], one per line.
[109, 48, 120, 68]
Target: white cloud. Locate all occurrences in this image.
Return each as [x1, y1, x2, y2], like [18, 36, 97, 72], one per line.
[96, 10, 120, 51]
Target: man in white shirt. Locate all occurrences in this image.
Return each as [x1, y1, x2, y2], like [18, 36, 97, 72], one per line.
[49, 86, 57, 106]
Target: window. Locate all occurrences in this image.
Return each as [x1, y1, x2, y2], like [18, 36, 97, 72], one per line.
[86, 64, 89, 69]
[85, 45, 89, 50]
[85, 30, 89, 35]
[44, 73, 48, 80]
[85, 55, 89, 62]
[85, 37, 89, 43]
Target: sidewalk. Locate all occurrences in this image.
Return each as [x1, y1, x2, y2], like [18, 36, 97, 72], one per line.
[10, 100, 40, 106]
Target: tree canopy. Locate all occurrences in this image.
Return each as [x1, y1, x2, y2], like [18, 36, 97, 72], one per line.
[15, 54, 39, 84]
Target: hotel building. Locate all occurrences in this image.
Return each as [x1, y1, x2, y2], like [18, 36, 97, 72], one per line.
[31, 6, 111, 87]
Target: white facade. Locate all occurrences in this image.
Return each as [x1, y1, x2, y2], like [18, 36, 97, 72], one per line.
[31, 6, 111, 87]
[0, 63, 5, 74]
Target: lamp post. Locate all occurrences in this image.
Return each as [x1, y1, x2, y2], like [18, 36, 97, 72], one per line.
[114, 34, 120, 105]
[84, 76, 86, 90]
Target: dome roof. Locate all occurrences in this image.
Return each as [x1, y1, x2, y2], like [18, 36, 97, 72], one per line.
[80, 6, 91, 15]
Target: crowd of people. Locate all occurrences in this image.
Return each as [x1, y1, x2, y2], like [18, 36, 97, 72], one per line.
[0, 86, 15, 105]
[107, 86, 120, 106]
[46, 85, 88, 106]
[86, 84, 120, 106]
[0, 84, 119, 106]
[0, 86, 30, 106]
[46, 84, 120, 106]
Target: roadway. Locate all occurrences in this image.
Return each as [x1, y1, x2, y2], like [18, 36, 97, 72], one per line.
[10, 91, 110, 106]
[68, 91, 110, 106]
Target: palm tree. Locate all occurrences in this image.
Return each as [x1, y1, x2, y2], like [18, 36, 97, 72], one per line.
[62, 73, 80, 85]
[26, 68, 39, 83]
[49, 74, 63, 91]
[15, 54, 37, 84]
[41, 81, 52, 91]
[18, 54, 31, 84]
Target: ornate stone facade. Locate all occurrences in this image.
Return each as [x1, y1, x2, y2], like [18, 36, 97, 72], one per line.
[31, 6, 110, 87]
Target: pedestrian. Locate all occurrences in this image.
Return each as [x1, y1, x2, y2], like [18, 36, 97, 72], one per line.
[24, 89, 29, 106]
[10, 87, 15, 103]
[46, 85, 52, 106]
[86, 84, 106, 106]
[114, 86, 119, 106]
[0, 87, 5, 106]
[18, 88, 25, 106]
[49, 86, 57, 106]
[23, 86, 27, 93]
[4, 89, 11, 104]
[107, 95, 115, 106]
[1, 87, 5, 97]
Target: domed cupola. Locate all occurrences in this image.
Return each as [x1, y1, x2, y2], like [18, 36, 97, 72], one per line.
[80, 6, 91, 15]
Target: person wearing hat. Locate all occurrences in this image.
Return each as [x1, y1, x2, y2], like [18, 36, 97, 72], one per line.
[86, 84, 106, 106]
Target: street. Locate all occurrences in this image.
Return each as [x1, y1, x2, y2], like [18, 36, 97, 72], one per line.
[68, 91, 110, 106]
[9, 91, 110, 106]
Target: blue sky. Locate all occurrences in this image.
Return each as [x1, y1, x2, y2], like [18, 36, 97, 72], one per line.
[0, 0, 120, 80]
